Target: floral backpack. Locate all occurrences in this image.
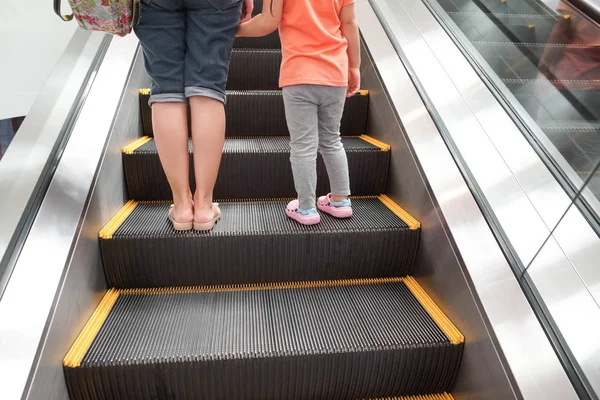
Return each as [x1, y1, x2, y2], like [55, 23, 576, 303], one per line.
[54, 0, 140, 37]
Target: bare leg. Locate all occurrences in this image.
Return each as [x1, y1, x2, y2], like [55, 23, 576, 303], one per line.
[152, 102, 193, 222]
[189, 96, 225, 223]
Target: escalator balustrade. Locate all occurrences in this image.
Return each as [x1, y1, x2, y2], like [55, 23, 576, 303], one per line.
[435, 0, 600, 197]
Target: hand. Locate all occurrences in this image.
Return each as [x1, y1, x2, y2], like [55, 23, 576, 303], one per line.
[241, 0, 253, 23]
[347, 67, 360, 97]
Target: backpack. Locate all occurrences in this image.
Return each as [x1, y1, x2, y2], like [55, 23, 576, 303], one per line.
[54, 0, 140, 37]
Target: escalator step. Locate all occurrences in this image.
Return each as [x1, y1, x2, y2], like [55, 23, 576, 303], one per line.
[228, 49, 282, 90]
[139, 89, 369, 137]
[367, 396, 454, 400]
[123, 136, 390, 200]
[99, 197, 420, 288]
[234, 30, 281, 49]
[64, 278, 463, 400]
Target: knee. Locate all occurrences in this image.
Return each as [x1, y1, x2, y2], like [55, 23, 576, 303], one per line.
[318, 136, 343, 154]
[290, 142, 318, 161]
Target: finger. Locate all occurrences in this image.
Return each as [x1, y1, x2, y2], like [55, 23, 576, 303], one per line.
[347, 86, 356, 97]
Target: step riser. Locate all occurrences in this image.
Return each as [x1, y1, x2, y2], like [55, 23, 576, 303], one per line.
[234, 31, 281, 49]
[228, 50, 281, 90]
[101, 229, 418, 288]
[124, 148, 389, 200]
[140, 92, 369, 137]
[66, 347, 461, 400]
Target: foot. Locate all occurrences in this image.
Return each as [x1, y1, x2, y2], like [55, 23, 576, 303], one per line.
[317, 193, 352, 218]
[193, 203, 221, 231]
[168, 204, 194, 231]
[286, 200, 321, 225]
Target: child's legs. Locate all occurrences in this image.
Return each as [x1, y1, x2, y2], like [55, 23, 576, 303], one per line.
[283, 86, 320, 211]
[317, 87, 351, 198]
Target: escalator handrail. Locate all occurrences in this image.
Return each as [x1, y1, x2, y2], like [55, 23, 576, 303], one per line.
[568, 0, 600, 25]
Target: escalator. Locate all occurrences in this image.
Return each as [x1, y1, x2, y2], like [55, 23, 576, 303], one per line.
[59, 3, 465, 399]
[433, 0, 600, 198]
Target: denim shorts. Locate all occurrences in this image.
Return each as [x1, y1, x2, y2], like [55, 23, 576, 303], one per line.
[134, 0, 243, 105]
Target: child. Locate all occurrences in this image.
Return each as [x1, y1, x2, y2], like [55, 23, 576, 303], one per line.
[237, 0, 361, 225]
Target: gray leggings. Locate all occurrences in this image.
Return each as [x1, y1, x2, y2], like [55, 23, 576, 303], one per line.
[283, 85, 351, 210]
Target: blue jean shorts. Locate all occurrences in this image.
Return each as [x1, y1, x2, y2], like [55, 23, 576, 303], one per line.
[134, 0, 243, 105]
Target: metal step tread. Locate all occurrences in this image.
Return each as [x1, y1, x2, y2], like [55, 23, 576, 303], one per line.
[63, 278, 463, 399]
[124, 135, 389, 155]
[98, 198, 420, 288]
[101, 198, 417, 239]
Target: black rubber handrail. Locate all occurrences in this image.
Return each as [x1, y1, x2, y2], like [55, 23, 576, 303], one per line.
[568, 0, 600, 25]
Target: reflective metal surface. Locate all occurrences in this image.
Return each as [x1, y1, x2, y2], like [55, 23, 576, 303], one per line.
[361, 34, 518, 400]
[369, 0, 600, 395]
[423, 0, 600, 224]
[0, 30, 108, 297]
[360, 0, 579, 397]
[0, 35, 139, 400]
[24, 49, 148, 400]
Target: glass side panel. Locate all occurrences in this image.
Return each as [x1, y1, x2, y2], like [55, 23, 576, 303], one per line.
[427, 0, 600, 217]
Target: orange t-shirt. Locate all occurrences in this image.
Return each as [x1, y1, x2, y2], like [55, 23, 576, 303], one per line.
[278, 0, 355, 88]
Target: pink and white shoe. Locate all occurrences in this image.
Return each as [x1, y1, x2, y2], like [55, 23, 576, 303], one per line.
[286, 200, 321, 225]
[317, 194, 353, 218]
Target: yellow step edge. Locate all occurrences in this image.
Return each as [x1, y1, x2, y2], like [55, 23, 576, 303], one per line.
[99, 200, 138, 239]
[63, 289, 120, 368]
[123, 136, 152, 154]
[358, 89, 369, 96]
[119, 277, 406, 296]
[378, 195, 420, 230]
[64, 279, 461, 368]
[139, 88, 150, 95]
[365, 394, 453, 400]
[403, 277, 464, 345]
[360, 135, 391, 151]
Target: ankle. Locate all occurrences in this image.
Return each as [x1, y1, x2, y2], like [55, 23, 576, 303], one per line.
[173, 190, 193, 205]
[330, 195, 348, 203]
[193, 197, 213, 212]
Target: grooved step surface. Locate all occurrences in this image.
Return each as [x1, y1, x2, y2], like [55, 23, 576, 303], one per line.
[140, 90, 369, 137]
[228, 49, 282, 90]
[64, 281, 462, 400]
[100, 199, 420, 288]
[124, 137, 389, 200]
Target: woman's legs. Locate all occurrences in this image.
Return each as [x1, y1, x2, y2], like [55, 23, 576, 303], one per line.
[189, 96, 226, 222]
[184, 1, 243, 224]
[152, 104, 194, 223]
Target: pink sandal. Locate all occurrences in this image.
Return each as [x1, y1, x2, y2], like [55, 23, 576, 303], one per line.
[286, 200, 321, 225]
[168, 205, 193, 231]
[317, 194, 353, 218]
[193, 203, 221, 231]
